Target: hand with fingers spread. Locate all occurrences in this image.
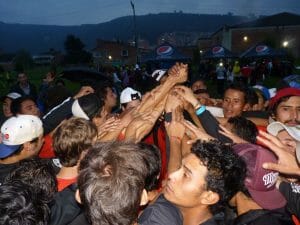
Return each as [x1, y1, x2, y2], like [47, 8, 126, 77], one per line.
[183, 120, 214, 144]
[219, 124, 248, 144]
[118, 107, 137, 129]
[165, 91, 183, 112]
[174, 85, 200, 109]
[258, 130, 300, 176]
[97, 117, 121, 139]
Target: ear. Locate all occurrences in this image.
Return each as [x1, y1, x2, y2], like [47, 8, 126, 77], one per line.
[140, 189, 149, 206]
[242, 103, 250, 111]
[75, 189, 82, 204]
[200, 190, 220, 206]
[264, 100, 269, 109]
[252, 104, 259, 111]
[22, 142, 31, 152]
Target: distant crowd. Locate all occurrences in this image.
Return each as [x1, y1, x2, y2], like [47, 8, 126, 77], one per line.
[0, 61, 299, 225]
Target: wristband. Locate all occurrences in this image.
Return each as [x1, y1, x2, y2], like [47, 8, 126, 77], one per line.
[193, 102, 201, 110]
[195, 105, 206, 116]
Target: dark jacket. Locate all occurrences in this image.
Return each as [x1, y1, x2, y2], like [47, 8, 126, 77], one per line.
[231, 209, 293, 225]
[42, 97, 75, 135]
[197, 110, 232, 143]
[279, 181, 300, 220]
[10, 82, 38, 100]
[49, 183, 83, 225]
[138, 194, 183, 225]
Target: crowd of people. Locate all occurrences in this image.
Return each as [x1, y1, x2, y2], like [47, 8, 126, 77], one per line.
[0, 62, 299, 225]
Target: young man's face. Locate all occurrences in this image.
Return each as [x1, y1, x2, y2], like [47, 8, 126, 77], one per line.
[191, 81, 206, 92]
[275, 96, 300, 126]
[222, 89, 248, 118]
[26, 134, 44, 157]
[3, 97, 13, 117]
[105, 87, 117, 109]
[163, 153, 208, 208]
[18, 73, 28, 86]
[124, 99, 141, 111]
[20, 100, 40, 117]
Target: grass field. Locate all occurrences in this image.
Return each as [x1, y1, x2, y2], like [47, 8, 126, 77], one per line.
[0, 66, 80, 98]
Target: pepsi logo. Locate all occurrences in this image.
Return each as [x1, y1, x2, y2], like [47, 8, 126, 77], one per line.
[212, 46, 224, 55]
[256, 45, 268, 53]
[157, 46, 173, 56]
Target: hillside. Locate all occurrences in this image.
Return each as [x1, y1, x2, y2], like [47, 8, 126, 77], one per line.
[0, 12, 249, 54]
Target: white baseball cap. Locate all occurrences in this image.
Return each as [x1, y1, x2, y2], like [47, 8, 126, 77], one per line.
[267, 121, 300, 162]
[0, 115, 43, 158]
[0, 92, 21, 101]
[120, 87, 141, 104]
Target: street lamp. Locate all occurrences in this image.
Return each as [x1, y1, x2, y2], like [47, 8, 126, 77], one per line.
[243, 36, 248, 42]
[282, 41, 289, 47]
[108, 55, 112, 60]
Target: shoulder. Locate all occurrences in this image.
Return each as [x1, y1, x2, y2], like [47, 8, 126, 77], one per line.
[138, 195, 183, 225]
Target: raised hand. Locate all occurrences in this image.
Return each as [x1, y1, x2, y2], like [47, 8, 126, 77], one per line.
[183, 120, 214, 143]
[73, 86, 94, 99]
[219, 124, 248, 144]
[258, 130, 300, 176]
[174, 85, 199, 108]
[165, 107, 185, 141]
[168, 63, 188, 84]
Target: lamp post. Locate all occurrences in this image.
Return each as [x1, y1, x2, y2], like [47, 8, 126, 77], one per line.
[130, 1, 139, 64]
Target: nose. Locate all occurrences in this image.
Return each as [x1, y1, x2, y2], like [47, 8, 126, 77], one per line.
[291, 108, 298, 120]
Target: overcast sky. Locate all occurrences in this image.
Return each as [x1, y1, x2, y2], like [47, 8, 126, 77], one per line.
[1, 0, 300, 25]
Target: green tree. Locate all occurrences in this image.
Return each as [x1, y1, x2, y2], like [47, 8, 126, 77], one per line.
[13, 49, 33, 72]
[64, 34, 92, 65]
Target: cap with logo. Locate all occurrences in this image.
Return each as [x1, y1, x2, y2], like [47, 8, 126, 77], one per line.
[120, 87, 141, 104]
[233, 143, 286, 210]
[151, 69, 167, 82]
[0, 115, 43, 158]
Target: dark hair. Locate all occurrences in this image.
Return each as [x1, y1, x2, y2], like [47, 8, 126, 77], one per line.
[78, 141, 149, 225]
[227, 116, 258, 144]
[10, 96, 37, 116]
[247, 88, 259, 107]
[53, 117, 97, 167]
[191, 79, 206, 87]
[225, 83, 249, 104]
[77, 93, 104, 119]
[5, 157, 57, 204]
[44, 85, 71, 113]
[191, 140, 246, 214]
[94, 80, 114, 102]
[0, 180, 50, 225]
[138, 143, 161, 191]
